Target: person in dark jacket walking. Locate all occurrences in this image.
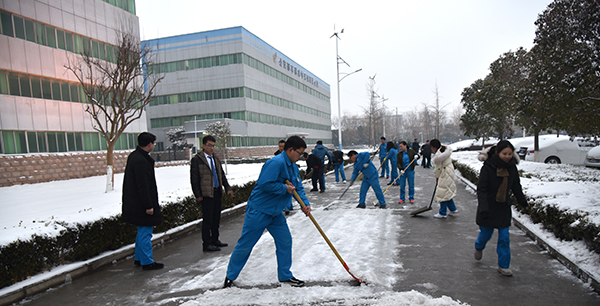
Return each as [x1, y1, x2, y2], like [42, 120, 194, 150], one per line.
[420, 140, 432, 168]
[411, 139, 420, 153]
[311, 141, 331, 192]
[306, 153, 325, 192]
[332, 150, 346, 183]
[475, 140, 528, 277]
[121, 132, 164, 270]
[191, 135, 234, 252]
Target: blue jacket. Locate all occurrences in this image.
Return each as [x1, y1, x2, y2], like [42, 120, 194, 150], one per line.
[312, 144, 332, 163]
[350, 152, 378, 181]
[387, 148, 398, 168]
[247, 152, 310, 216]
[379, 143, 388, 159]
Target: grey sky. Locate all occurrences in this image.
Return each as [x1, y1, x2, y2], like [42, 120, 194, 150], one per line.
[137, 0, 553, 119]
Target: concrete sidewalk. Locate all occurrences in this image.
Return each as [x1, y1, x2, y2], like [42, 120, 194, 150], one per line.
[5, 159, 600, 306]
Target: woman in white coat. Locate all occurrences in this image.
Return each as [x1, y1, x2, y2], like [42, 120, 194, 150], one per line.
[430, 139, 458, 219]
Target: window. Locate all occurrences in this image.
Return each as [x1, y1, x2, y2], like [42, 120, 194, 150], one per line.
[92, 40, 99, 58]
[1, 11, 13, 37]
[0, 70, 8, 95]
[37, 132, 46, 152]
[98, 42, 105, 60]
[70, 83, 79, 102]
[35, 22, 46, 45]
[27, 132, 38, 153]
[73, 34, 82, 54]
[47, 132, 57, 152]
[65, 32, 73, 52]
[24, 19, 34, 42]
[13, 16, 25, 39]
[2, 131, 15, 154]
[30, 77, 42, 98]
[41, 79, 52, 99]
[8, 72, 19, 96]
[56, 29, 65, 50]
[61, 82, 70, 101]
[51, 81, 61, 100]
[45, 25, 56, 48]
[82, 37, 91, 56]
[57, 132, 67, 152]
[67, 133, 76, 151]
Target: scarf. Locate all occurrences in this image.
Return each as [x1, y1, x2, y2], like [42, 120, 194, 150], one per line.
[491, 154, 512, 203]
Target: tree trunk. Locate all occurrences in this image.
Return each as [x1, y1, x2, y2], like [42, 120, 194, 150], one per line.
[105, 141, 115, 192]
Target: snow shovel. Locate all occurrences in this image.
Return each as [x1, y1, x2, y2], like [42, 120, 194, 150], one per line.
[381, 156, 418, 195]
[410, 179, 438, 216]
[286, 180, 366, 285]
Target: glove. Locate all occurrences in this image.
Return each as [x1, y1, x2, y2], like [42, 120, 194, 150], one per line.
[400, 170, 405, 176]
[413, 154, 420, 160]
[363, 163, 369, 168]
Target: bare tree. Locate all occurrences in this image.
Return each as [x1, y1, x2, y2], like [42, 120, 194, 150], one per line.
[204, 121, 232, 173]
[65, 30, 164, 192]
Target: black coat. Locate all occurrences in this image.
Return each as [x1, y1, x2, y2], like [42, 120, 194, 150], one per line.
[121, 147, 161, 226]
[476, 155, 527, 228]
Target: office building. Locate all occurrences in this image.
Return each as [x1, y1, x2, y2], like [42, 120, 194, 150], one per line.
[142, 26, 331, 151]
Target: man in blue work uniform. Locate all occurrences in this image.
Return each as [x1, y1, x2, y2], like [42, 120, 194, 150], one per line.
[311, 140, 332, 192]
[379, 137, 389, 179]
[348, 150, 386, 209]
[397, 141, 419, 204]
[224, 136, 312, 288]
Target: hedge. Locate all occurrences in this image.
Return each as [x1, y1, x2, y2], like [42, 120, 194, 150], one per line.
[453, 160, 600, 255]
[0, 181, 255, 289]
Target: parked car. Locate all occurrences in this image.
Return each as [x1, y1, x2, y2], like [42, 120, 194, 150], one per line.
[511, 135, 595, 165]
[584, 146, 600, 168]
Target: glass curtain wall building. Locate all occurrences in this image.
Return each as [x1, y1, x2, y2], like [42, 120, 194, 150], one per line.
[142, 26, 331, 150]
[0, 0, 144, 154]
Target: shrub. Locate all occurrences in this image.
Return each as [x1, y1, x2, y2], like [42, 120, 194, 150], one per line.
[0, 180, 257, 289]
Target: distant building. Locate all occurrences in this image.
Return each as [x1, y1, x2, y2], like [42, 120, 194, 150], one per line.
[142, 26, 331, 152]
[0, 1, 144, 154]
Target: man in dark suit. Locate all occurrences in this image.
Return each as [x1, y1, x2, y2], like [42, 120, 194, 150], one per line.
[191, 135, 234, 252]
[121, 132, 164, 270]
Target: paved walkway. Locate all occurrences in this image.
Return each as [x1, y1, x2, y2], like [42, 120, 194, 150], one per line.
[10, 159, 600, 306]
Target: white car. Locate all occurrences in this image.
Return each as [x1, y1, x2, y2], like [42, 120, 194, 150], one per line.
[509, 135, 594, 165]
[584, 146, 600, 168]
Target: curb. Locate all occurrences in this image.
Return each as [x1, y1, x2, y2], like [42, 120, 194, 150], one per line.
[0, 203, 248, 306]
[455, 170, 600, 294]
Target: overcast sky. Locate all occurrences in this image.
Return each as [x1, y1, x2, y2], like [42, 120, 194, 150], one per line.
[136, 0, 553, 119]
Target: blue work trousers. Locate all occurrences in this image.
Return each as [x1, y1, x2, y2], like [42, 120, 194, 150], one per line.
[398, 169, 415, 201]
[438, 199, 457, 216]
[359, 175, 386, 206]
[334, 164, 346, 182]
[135, 226, 155, 266]
[227, 207, 294, 281]
[475, 226, 511, 269]
[379, 157, 389, 177]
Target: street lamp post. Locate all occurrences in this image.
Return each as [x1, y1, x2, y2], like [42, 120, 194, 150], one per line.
[331, 28, 361, 151]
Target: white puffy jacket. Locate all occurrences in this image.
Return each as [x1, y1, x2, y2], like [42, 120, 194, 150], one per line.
[432, 146, 457, 202]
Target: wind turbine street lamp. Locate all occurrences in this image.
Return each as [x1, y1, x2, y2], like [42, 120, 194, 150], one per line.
[331, 28, 361, 151]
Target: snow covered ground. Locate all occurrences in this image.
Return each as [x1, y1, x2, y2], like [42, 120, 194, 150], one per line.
[1, 148, 599, 305]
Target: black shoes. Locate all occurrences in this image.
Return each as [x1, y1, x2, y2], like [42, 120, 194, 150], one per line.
[214, 241, 228, 247]
[280, 277, 305, 287]
[319, 189, 325, 193]
[134, 260, 141, 266]
[142, 262, 164, 270]
[310, 188, 318, 192]
[203, 245, 221, 252]
[356, 204, 366, 209]
[224, 277, 235, 288]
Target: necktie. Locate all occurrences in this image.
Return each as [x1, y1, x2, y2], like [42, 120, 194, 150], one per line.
[208, 156, 219, 188]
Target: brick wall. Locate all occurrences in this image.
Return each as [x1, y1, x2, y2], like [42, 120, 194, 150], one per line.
[0, 145, 318, 187]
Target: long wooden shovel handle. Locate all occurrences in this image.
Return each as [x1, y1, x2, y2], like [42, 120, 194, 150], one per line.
[285, 180, 365, 283]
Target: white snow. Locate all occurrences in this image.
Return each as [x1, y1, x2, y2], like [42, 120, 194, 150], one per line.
[1, 149, 599, 305]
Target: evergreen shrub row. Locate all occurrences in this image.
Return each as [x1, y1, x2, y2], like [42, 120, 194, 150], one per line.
[453, 161, 600, 255]
[0, 180, 256, 289]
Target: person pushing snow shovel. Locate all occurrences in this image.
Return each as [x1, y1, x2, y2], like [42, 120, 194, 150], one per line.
[224, 136, 311, 288]
[348, 150, 386, 209]
[429, 139, 458, 219]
